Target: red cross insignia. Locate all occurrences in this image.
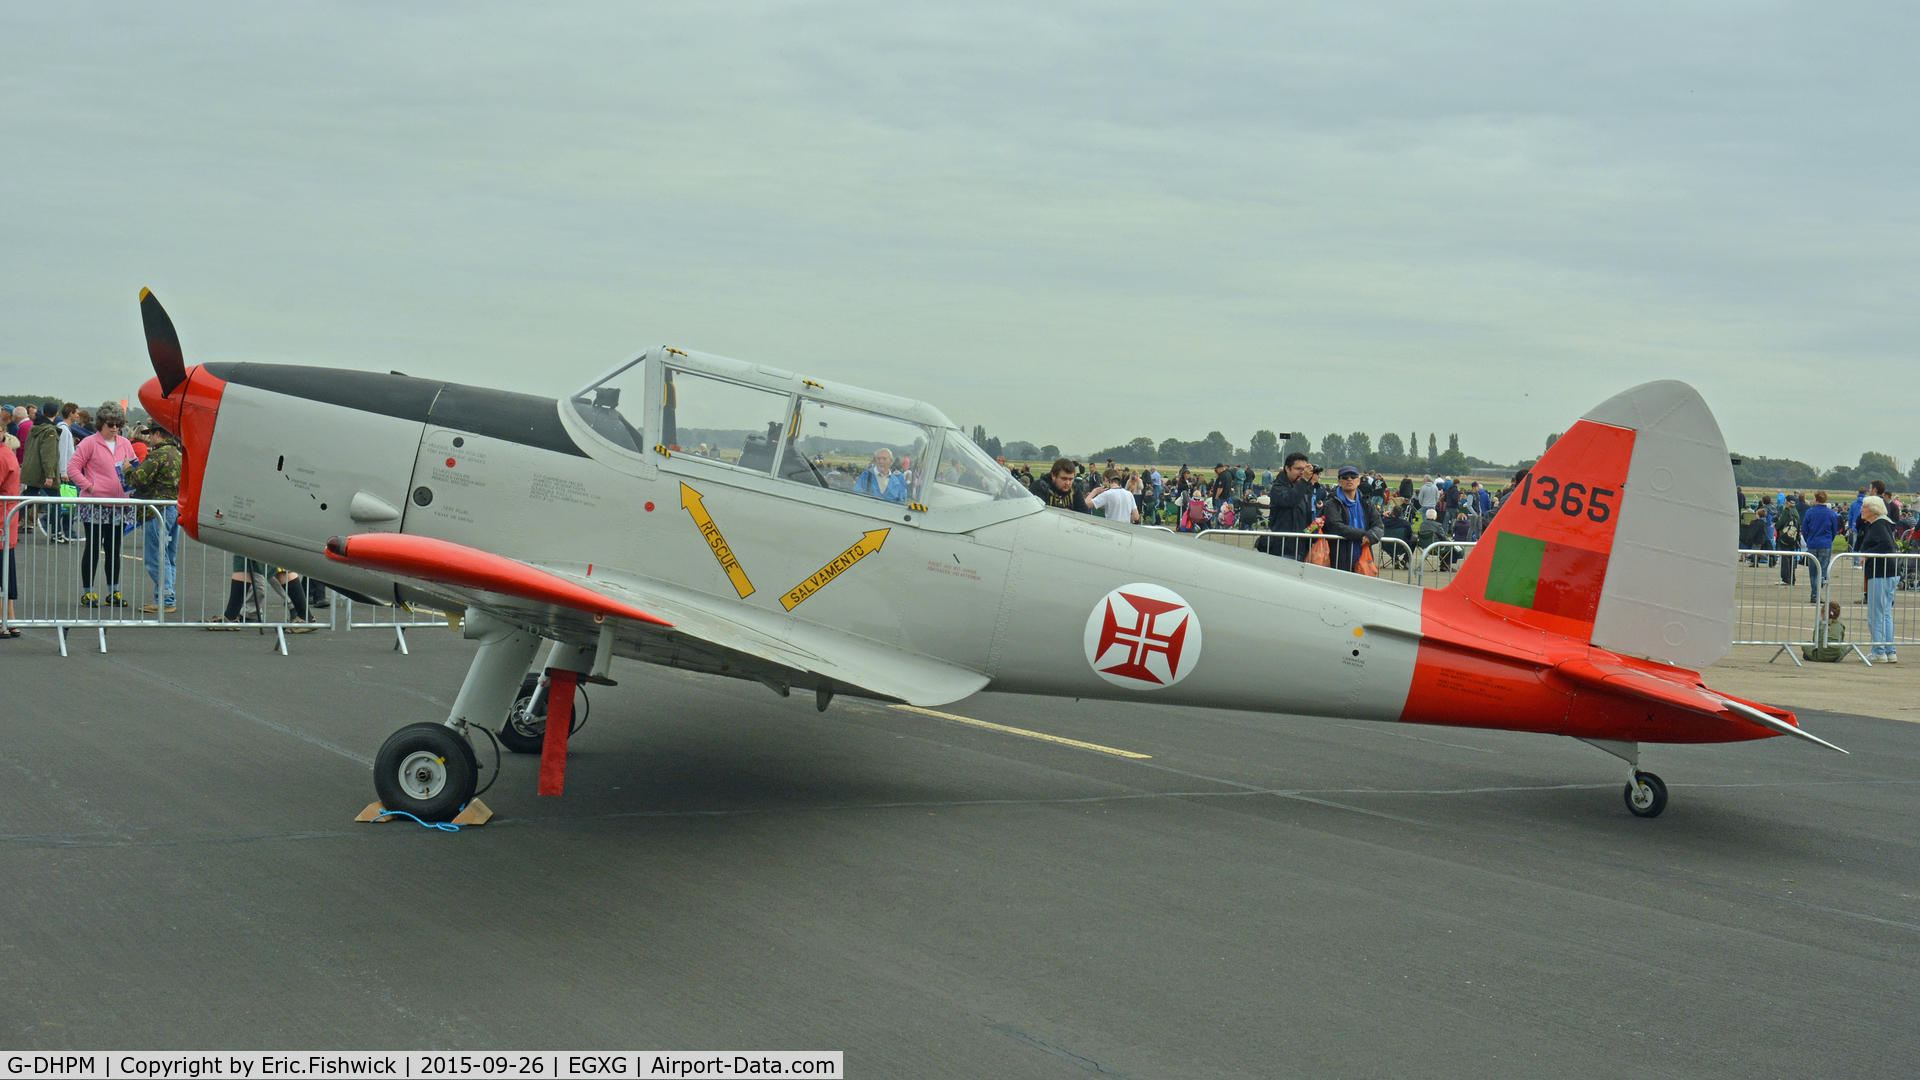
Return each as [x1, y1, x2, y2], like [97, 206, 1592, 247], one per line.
[1083, 584, 1203, 689]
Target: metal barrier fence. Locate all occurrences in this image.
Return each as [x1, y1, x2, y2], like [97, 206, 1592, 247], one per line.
[1820, 551, 1920, 665]
[0, 495, 445, 655]
[1415, 541, 1476, 588]
[2, 496, 319, 654]
[1730, 549, 1832, 665]
[336, 596, 454, 654]
[1194, 530, 1418, 585]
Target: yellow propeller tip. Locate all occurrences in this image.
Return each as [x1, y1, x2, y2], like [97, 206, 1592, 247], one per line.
[139, 287, 152, 301]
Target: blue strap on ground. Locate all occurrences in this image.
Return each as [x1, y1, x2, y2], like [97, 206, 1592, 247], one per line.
[375, 808, 461, 832]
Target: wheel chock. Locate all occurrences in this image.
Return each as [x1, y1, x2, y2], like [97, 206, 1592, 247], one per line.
[355, 798, 494, 825]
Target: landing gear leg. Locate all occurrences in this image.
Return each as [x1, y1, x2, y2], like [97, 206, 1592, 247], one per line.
[1578, 738, 1667, 819]
[1624, 771, 1668, 818]
[371, 610, 541, 821]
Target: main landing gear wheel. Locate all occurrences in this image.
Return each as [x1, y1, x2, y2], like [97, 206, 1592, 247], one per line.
[497, 673, 547, 755]
[1624, 771, 1668, 818]
[374, 723, 479, 822]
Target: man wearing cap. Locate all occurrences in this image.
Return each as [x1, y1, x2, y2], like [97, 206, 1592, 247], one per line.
[1318, 466, 1384, 573]
[126, 423, 184, 614]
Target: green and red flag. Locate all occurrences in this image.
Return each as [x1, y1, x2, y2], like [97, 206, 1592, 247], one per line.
[1482, 531, 1610, 622]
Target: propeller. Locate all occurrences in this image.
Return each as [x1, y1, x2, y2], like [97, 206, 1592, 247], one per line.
[139, 287, 187, 397]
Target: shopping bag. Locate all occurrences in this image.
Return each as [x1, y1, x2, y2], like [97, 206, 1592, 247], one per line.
[1307, 539, 1331, 567]
[58, 483, 78, 504]
[1355, 544, 1379, 577]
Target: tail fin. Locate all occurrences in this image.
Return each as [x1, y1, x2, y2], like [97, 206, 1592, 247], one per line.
[1448, 381, 1737, 668]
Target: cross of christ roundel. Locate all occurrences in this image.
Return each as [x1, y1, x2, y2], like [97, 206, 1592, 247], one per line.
[1083, 583, 1203, 689]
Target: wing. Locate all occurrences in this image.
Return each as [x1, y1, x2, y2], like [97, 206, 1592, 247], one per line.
[325, 533, 989, 707]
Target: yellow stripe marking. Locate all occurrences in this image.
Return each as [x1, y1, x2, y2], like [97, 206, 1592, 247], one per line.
[891, 705, 1152, 759]
[780, 528, 890, 611]
[679, 483, 755, 598]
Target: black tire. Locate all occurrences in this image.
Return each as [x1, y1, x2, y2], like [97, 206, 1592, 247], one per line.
[497, 673, 547, 755]
[1623, 771, 1668, 818]
[373, 723, 479, 822]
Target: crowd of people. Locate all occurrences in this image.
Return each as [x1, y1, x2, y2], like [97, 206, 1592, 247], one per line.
[1, 399, 326, 634]
[1737, 482, 1916, 663]
[1010, 454, 1505, 573]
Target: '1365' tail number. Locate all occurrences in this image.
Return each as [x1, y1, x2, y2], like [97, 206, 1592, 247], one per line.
[1520, 475, 1615, 523]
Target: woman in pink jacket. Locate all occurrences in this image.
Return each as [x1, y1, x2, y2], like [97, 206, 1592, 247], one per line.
[66, 401, 139, 607]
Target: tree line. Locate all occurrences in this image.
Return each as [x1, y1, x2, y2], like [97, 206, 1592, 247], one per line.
[978, 424, 1498, 475]
[979, 419, 1920, 492]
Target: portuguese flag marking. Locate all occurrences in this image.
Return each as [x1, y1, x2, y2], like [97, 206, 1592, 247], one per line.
[1483, 531, 1610, 622]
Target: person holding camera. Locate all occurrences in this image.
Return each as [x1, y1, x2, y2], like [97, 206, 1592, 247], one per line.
[1265, 452, 1317, 561]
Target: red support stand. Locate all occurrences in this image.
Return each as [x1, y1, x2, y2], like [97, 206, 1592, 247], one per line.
[539, 668, 576, 796]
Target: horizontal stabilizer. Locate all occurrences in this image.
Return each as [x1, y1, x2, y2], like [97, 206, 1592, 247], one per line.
[325, 533, 672, 627]
[1553, 658, 1845, 753]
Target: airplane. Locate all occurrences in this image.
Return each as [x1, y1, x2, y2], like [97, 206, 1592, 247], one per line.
[133, 289, 1844, 823]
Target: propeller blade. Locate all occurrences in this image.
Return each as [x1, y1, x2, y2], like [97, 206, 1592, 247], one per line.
[139, 287, 187, 398]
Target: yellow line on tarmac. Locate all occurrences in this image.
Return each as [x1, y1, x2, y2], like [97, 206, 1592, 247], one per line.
[890, 705, 1152, 759]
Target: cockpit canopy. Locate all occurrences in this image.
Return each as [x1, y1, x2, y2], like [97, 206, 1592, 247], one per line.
[569, 349, 1029, 510]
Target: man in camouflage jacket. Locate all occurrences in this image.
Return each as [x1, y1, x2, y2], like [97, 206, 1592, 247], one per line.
[127, 425, 183, 612]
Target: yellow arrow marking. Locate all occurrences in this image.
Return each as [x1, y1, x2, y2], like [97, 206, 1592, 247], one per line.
[679, 483, 754, 598]
[780, 528, 891, 611]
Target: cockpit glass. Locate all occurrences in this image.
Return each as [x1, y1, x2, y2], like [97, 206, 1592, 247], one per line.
[569, 357, 645, 453]
[661, 368, 795, 474]
[781, 399, 932, 504]
[925, 428, 1030, 507]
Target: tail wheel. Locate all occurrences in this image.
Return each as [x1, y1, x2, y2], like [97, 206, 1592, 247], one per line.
[373, 723, 478, 822]
[497, 673, 547, 755]
[1624, 771, 1668, 818]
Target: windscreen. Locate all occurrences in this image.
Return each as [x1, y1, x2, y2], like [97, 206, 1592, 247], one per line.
[924, 428, 1030, 508]
[569, 357, 645, 453]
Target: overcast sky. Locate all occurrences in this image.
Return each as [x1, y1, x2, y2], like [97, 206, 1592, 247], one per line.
[3, 2, 1914, 467]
